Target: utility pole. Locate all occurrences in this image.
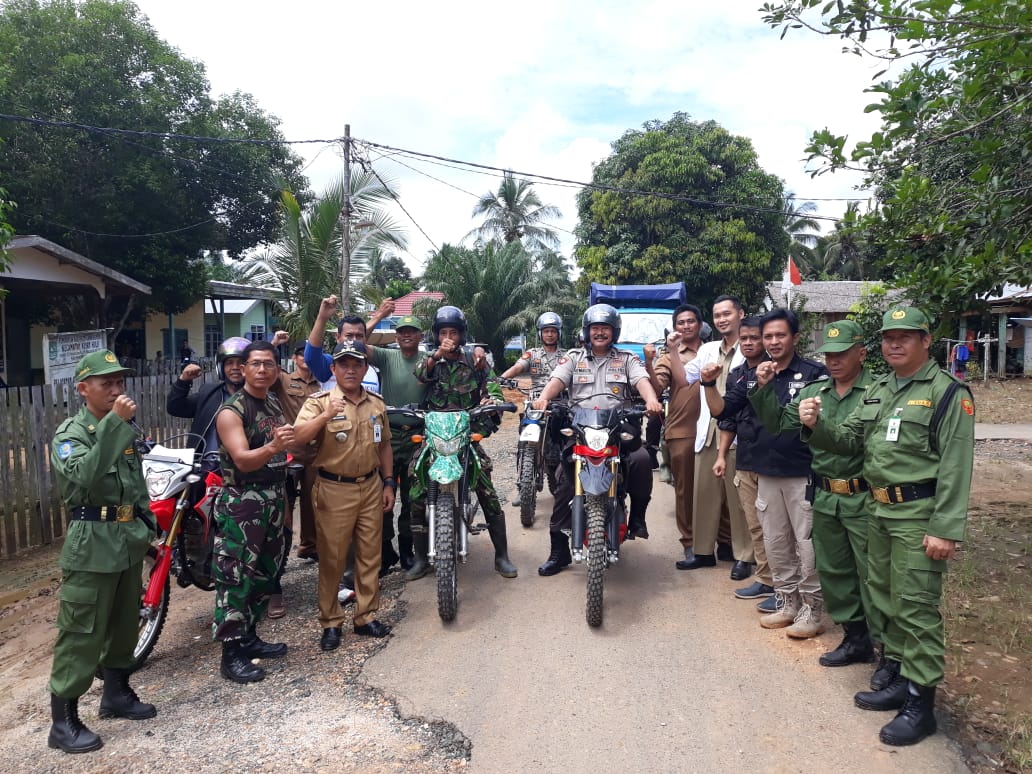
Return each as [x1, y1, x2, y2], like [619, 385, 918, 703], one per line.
[340, 124, 352, 311]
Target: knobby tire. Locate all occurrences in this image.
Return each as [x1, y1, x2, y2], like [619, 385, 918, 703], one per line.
[517, 444, 538, 528]
[586, 496, 607, 627]
[435, 493, 458, 622]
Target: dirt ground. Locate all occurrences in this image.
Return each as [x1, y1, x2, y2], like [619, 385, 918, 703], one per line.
[0, 377, 1029, 771]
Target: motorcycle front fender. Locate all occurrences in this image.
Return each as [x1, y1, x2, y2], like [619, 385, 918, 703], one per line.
[428, 454, 463, 484]
[519, 423, 542, 443]
[578, 460, 614, 496]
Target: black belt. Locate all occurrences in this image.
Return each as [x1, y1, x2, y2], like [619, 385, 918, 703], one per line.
[870, 483, 936, 505]
[70, 505, 138, 523]
[818, 477, 869, 495]
[318, 468, 379, 484]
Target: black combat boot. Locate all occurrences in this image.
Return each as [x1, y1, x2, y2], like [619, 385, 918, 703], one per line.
[538, 531, 572, 576]
[48, 694, 103, 753]
[819, 620, 875, 667]
[98, 668, 157, 720]
[381, 538, 400, 576]
[870, 653, 901, 691]
[398, 533, 414, 571]
[854, 673, 909, 711]
[405, 533, 430, 581]
[879, 683, 938, 746]
[486, 509, 517, 578]
[220, 640, 266, 684]
[626, 500, 649, 540]
[240, 627, 288, 659]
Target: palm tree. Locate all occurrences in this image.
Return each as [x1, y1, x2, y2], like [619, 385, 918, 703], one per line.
[466, 171, 562, 252]
[239, 171, 407, 340]
[813, 202, 868, 280]
[422, 241, 571, 368]
[781, 194, 821, 277]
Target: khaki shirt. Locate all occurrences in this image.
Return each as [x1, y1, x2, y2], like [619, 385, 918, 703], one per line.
[296, 386, 390, 478]
[651, 342, 700, 441]
[550, 347, 649, 409]
[275, 369, 322, 464]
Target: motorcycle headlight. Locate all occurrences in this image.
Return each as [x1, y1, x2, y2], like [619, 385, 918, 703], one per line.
[145, 467, 174, 499]
[584, 427, 609, 452]
[433, 436, 463, 456]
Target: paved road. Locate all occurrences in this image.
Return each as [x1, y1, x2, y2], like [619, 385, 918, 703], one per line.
[975, 423, 1032, 440]
[367, 480, 969, 773]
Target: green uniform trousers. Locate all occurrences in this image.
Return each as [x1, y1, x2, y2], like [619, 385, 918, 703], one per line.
[812, 491, 873, 629]
[867, 515, 947, 687]
[49, 565, 143, 698]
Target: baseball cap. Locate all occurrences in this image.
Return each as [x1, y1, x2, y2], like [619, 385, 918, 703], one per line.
[292, 342, 306, 355]
[75, 350, 134, 382]
[395, 315, 422, 330]
[880, 307, 931, 333]
[817, 320, 865, 353]
[331, 340, 368, 362]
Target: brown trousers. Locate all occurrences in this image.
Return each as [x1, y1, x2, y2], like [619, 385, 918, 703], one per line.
[666, 437, 696, 549]
[693, 443, 750, 559]
[733, 469, 772, 585]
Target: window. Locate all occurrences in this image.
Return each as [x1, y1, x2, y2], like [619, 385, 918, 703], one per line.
[249, 324, 266, 341]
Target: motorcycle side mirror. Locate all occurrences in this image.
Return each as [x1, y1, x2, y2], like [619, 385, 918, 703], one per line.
[186, 473, 202, 484]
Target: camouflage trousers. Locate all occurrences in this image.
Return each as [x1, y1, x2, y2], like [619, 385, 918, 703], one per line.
[409, 442, 502, 531]
[212, 484, 286, 642]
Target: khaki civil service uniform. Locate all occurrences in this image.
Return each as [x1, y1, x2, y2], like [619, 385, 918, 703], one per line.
[275, 369, 322, 555]
[296, 386, 391, 629]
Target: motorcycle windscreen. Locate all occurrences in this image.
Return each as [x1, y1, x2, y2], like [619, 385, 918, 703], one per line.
[425, 411, 470, 484]
[572, 406, 619, 429]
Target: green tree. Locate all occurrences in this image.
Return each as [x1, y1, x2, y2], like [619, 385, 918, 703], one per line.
[762, 0, 1032, 317]
[574, 112, 790, 313]
[0, 0, 310, 322]
[466, 171, 562, 252]
[421, 241, 571, 368]
[240, 172, 407, 341]
[782, 193, 821, 271]
[356, 250, 413, 305]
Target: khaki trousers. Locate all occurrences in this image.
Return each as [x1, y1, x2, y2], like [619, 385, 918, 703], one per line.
[755, 475, 820, 599]
[666, 437, 696, 549]
[693, 444, 750, 559]
[733, 469, 772, 585]
[313, 476, 383, 628]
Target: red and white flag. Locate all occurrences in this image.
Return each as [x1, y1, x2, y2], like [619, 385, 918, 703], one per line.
[781, 256, 802, 292]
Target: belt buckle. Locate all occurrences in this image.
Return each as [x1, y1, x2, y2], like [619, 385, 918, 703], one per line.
[116, 504, 135, 522]
[871, 487, 890, 504]
[829, 479, 851, 495]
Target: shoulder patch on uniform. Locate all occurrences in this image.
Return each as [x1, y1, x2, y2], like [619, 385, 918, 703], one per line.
[522, 351, 532, 359]
[558, 357, 569, 365]
[961, 397, 975, 416]
[57, 441, 74, 460]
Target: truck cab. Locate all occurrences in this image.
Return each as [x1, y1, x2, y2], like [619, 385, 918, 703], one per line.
[588, 282, 688, 361]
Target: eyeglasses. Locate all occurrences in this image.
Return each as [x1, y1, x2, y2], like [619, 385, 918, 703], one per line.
[246, 360, 277, 370]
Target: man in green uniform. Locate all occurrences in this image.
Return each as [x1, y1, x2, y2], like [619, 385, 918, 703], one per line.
[799, 307, 975, 746]
[749, 320, 876, 661]
[47, 350, 157, 754]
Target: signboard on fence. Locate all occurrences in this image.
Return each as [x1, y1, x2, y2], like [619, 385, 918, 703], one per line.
[43, 329, 109, 384]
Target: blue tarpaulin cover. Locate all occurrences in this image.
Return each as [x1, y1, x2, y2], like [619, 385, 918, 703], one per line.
[589, 282, 687, 308]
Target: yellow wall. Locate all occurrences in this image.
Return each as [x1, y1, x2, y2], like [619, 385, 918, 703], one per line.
[144, 303, 205, 360]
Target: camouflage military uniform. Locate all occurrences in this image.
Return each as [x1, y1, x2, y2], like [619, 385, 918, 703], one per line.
[212, 390, 288, 642]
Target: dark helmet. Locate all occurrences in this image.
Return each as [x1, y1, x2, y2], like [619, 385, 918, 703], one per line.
[216, 336, 251, 379]
[582, 304, 621, 345]
[536, 311, 563, 339]
[432, 305, 467, 345]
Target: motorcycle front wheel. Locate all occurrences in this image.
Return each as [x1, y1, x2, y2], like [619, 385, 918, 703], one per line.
[435, 492, 458, 622]
[517, 443, 538, 528]
[133, 545, 171, 671]
[585, 495, 607, 627]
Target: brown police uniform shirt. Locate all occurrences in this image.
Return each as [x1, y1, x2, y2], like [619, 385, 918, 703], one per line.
[295, 386, 390, 478]
[275, 369, 323, 464]
[652, 342, 700, 441]
[549, 347, 649, 409]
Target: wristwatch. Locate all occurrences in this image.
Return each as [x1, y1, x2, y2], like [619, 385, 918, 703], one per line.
[700, 379, 718, 387]
[382, 477, 397, 489]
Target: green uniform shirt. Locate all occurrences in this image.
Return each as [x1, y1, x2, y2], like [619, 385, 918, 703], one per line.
[368, 346, 426, 407]
[804, 360, 975, 541]
[50, 406, 153, 573]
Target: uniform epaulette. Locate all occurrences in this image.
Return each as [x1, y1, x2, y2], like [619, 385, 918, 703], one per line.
[805, 375, 832, 389]
[55, 417, 76, 434]
[310, 390, 331, 398]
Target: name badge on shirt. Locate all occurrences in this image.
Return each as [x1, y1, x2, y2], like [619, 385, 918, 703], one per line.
[886, 408, 902, 442]
[374, 422, 382, 443]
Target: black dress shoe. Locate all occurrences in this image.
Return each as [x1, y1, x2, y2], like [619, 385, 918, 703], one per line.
[354, 620, 392, 638]
[320, 627, 342, 652]
[730, 560, 753, 581]
[676, 553, 716, 570]
[716, 542, 734, 562]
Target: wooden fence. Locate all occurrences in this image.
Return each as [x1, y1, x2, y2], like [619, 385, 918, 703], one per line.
[0, 375, 202, 558]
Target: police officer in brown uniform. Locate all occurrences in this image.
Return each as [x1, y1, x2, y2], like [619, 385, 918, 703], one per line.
[293, 341, 396, 651]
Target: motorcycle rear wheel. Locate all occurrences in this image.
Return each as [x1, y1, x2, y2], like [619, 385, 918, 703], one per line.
[133, 545, 171, 671]
[586, 495, 607, 627]
[517, 443, 537, 528]
[435, 492, 458, 622]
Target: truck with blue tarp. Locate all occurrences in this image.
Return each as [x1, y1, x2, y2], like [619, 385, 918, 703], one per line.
[588, 282, 688, 361]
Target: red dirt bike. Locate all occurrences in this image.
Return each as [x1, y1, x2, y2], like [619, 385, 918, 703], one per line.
[133, 433, 221, 670]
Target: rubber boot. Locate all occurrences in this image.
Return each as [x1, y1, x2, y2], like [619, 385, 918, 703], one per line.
[854, 673, 909, 711]
[98, 668, 157, 720]
[398, 533, 414, 571]
[405, 533, 430, 581]
[48, 694, 103, 753]
[879, 684, 938, 746]
[220, 640, 266, 684]
[820, 620, 875, 667]
[538, 531, 572, 576]
[486, 509, 517, 578]
[240, 627, 288, 659]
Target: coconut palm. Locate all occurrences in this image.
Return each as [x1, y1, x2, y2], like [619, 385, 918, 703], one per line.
[466, 171, 562, 252]
[239, 171, 407, 340]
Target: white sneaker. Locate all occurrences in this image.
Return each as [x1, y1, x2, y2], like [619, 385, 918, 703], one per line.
[337, 586, 356, 604]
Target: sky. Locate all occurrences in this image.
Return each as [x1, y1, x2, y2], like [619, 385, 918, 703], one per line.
[133, 0, 885, 275]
